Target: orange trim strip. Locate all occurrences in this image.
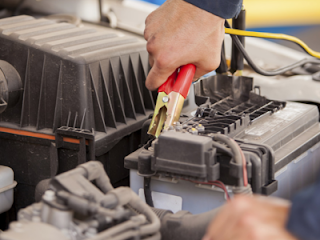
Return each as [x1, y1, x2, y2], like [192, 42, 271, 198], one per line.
[0, 127, 86, 145]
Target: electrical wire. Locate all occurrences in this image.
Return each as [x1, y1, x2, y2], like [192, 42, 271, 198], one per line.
[225, 28, 320, 59]
[228, 137, 248, 187]
[211, 141, 233, 157]
[144, 177, 154, 207]
[211, 139, 248, 186]
[235, 141, 248, 187]
[188, 179, 230, 201]
[211, 134, 247, 186]
[224, 21, 320, 76]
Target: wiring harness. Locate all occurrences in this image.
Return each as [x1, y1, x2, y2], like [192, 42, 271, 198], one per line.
[224, 21, 320, 76]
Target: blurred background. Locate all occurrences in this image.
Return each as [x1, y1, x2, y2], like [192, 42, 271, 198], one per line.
[141, 0, 320, 52]
[0, 0, 319, 51]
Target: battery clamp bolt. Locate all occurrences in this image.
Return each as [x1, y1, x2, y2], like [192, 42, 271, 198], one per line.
[196, 124, 205, 132]
[162, 96, 169, 103]
[190, 128, 198, 135]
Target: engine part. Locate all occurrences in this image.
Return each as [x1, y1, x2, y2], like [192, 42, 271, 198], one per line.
[0, 60, 22, 114]
[0, 165, 17, 214]
[222, 35, 320, 106]
[1, 161, 224, 240]
[125, 74, 320, 214]
[153, 208, 219, 240]
[151, 131, 219, 181]
[0, 15, 153, 211]
[0, 222, 70, 240]
[1, 161, 161, 240]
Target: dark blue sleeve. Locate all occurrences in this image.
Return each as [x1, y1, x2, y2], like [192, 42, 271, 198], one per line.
[184, 0, 243, 19]
[286, 176, 320, 240]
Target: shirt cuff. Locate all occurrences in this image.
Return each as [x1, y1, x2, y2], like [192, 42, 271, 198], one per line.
[184, 0, 243, 19]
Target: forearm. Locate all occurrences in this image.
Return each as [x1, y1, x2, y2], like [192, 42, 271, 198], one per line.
[184, 0, 243, 19]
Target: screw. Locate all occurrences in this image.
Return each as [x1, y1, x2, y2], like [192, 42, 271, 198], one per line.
[162, 96, 169, 103]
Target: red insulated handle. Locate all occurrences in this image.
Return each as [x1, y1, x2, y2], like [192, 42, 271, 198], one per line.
[172, 64, 196, 98]
[158, 70, 177, 94]
[158, 64, 196, 98]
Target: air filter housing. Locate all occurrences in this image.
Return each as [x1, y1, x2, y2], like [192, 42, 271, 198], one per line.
[0, 15, 153, 209]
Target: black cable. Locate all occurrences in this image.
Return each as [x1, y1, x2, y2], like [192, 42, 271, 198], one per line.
[231, 9, 246, 73]
[225, 21, 320, 76]
[216, 41, 228, 74]
[144, 177, 154, 207]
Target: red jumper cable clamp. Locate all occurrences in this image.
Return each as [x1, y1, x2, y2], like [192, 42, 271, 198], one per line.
[148, 64, 196, 137]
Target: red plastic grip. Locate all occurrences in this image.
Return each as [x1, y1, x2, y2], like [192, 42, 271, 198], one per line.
[172, 64, 196, 98]
[158, 71, 177, 94]
[158, 64, 196, 98]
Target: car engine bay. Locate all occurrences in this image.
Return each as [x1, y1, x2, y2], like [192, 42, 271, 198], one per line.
[0, 1, 319, 239]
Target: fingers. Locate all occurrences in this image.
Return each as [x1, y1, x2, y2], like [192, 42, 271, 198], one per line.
[193, 68, 213, 81]
[143, 0, 225, 91]
[192, 50, 222, 80]
[203, 195, 293, 240]
[203, 195, 252, 240]
[148, 54, 154, 70]
[145, 35, 177, 90]
[192, 62, 221, 81]
[145, 62, 176, 90]
[146, 59, 220, 90]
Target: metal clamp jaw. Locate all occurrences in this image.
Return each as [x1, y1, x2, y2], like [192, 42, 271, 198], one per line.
[148, 64, 196, 137]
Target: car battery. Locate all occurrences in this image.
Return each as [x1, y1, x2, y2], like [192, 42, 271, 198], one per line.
[125, 75, 320, 214]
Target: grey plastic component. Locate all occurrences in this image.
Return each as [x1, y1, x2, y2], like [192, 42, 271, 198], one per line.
[0, 222, 69, 240]
[130, 169, 227, 214]
[129, 102, 320, 213]
[0, 60, 22, 114]
[5, 161, 161, 240]
[154, 208, 219, 240]
[152, 131, 219, 181]
[235, 102, 320, 170]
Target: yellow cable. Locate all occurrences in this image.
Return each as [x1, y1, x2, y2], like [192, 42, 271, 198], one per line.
[225, 28, 320, 59]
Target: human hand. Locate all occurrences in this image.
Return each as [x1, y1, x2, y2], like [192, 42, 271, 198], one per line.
[144, 0, 225, 90]
[203, 195, 298, 240]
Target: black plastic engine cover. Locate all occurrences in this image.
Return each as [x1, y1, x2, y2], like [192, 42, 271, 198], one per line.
[0, 15, 153, 209]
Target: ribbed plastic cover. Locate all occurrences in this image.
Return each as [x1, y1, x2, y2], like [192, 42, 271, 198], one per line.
[0, 15, 154, 134]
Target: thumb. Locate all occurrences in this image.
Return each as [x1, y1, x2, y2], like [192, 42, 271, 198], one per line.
[145, 63, 176, 91]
